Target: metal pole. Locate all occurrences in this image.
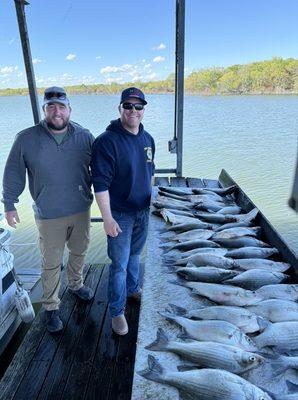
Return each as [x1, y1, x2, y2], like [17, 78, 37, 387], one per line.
[14, 0, 41, 125]
[289, 145, 298, 212]
[175, 0, 185, 177]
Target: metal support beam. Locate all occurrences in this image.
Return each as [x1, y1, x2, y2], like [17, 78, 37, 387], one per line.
[174, 0, 185, 177]
[14, 0, 41, 125]
[289, 146, 298, 212]
[155, 168, 177, 174]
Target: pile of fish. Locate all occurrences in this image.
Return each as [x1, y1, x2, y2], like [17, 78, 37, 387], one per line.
[138, 184, 298, 399]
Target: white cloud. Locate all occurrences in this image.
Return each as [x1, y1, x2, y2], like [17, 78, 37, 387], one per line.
[106, 76, 123, 84]
[82, 75, 96, 83]
[101, 66, 121, 73]
[142, 59, 146, 63]
[146, 72, 157, 80]
[100, 61, 162, 84]
[33, 58, 43, 64]
[153, 43, 166, 51]
[95, 55, 101, 60]
[0, 65, 18, 74]
[9, 39, 15, 45]
[153, 56, 165, 63]
[65, 54, 76, 61]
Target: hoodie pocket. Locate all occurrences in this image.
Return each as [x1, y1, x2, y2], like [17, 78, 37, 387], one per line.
[35, 183, 92, 218]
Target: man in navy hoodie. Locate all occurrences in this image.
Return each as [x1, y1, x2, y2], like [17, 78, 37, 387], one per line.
[91, 87, 155, 335]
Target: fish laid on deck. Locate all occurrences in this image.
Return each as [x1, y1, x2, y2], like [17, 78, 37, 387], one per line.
[138, 178, 298, 400]
[139, 355, 273, 400]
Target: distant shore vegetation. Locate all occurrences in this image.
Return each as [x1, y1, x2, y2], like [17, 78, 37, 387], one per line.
[1, 57, 297, 96]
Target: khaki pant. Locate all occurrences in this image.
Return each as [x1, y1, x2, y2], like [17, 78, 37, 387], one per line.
[35, 210, 90, 311]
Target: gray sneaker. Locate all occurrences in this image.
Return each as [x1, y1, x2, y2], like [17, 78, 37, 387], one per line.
[45, 310, 63, 333]
[112, 314, 128, 335]
[70, 285, 94, 301]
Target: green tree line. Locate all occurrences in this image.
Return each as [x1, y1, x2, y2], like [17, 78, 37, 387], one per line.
[1, 57, 297, 96]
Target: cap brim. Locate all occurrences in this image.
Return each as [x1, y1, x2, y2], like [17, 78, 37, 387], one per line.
[121, 95, 147, 105]
[43, 99, 69, 106]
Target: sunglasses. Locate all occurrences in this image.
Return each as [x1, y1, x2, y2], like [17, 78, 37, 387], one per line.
[122, 102, 144, 111]
[44, 92, 67, 100]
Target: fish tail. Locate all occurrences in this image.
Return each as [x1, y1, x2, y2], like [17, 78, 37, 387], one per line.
[167, 279, 189, 289]
[158, 310, 178, 323]
[168, 304, 187, 316]
[145, 328, 169, 351]
[257, 316, 270, 332]
[138, 355, 165, 384]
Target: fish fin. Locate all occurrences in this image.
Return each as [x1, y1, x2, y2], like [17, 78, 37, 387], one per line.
[158, 310, 177, 322]
[164, 265, 177, 274]
[257, 385, 277, 400]
[167, 279, 188, 289]
[257, 316, 270, 332]
[285, 368, 298, 387]
[145, 328, 169, 351]
[138, 355, 164, 383]
[177, 331, 190, 340]
[243, 207, 259, 222]
[159, 242, 174, 249]
[266, 355, 290, 378]
[168, 304, 187, 316]
[151, 209, 162, 217]
[286, 377, 298, 393]
[177, 364, 200, 372]
[179, 390, 198, 400]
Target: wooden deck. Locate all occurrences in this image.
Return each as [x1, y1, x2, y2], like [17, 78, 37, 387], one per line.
[0, 263, 140, 400]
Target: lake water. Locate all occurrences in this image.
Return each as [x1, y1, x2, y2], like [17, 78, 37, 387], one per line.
[0, 94, 297, 270]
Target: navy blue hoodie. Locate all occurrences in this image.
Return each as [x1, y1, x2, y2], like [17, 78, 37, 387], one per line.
[91, 119, 155, 212]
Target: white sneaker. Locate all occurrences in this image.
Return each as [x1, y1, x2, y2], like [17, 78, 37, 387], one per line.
[112, 314, 128, 335]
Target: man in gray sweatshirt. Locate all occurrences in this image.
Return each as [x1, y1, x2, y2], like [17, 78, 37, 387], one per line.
[2, 86, 95, 333]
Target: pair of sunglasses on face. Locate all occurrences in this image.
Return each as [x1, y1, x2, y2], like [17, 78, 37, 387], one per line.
[122, 102, 144, 111]
[44, 92, 67, 100]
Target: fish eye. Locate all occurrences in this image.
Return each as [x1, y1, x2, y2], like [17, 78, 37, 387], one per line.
[249, 356, 256, 362]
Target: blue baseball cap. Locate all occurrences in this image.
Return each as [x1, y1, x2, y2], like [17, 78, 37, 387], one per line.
[120, 87, 147, 105]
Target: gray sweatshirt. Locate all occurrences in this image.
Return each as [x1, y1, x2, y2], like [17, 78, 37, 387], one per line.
[2, 120, 95, 219]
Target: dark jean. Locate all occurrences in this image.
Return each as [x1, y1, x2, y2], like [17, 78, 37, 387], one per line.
[107, 208, 149, 318]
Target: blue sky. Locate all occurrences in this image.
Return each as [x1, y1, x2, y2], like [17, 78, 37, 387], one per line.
[1, 0, 298, 89]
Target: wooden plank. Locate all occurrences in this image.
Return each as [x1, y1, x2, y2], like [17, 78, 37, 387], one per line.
[17, 275, 40, 284]
[59, 265, 109, 400]
[84, 310, 120, 400]
[14, 268, 94, 400]
[202, 178, 220, 188]
[37, 265, 104, 400]
[108, 299, 140, 400]
[186, 177, 204, 188]
[17, 268, 41, 276]
[170, 177, 187, 187]
[218, 168, 298, 279]
[0, 265, 90, 400]
[154, 176, 169, 187]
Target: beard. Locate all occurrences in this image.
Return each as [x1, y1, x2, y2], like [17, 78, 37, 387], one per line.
[46, 117, 69, 131]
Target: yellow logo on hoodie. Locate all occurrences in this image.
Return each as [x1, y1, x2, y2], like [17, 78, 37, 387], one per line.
[144, 147, 153, 162]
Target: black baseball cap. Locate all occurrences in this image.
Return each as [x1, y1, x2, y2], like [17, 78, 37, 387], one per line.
[120, 87, 147, 105]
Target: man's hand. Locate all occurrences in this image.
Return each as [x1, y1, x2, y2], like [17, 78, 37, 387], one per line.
[103, 217, 122, 237]
[5, 210, 20, 229]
